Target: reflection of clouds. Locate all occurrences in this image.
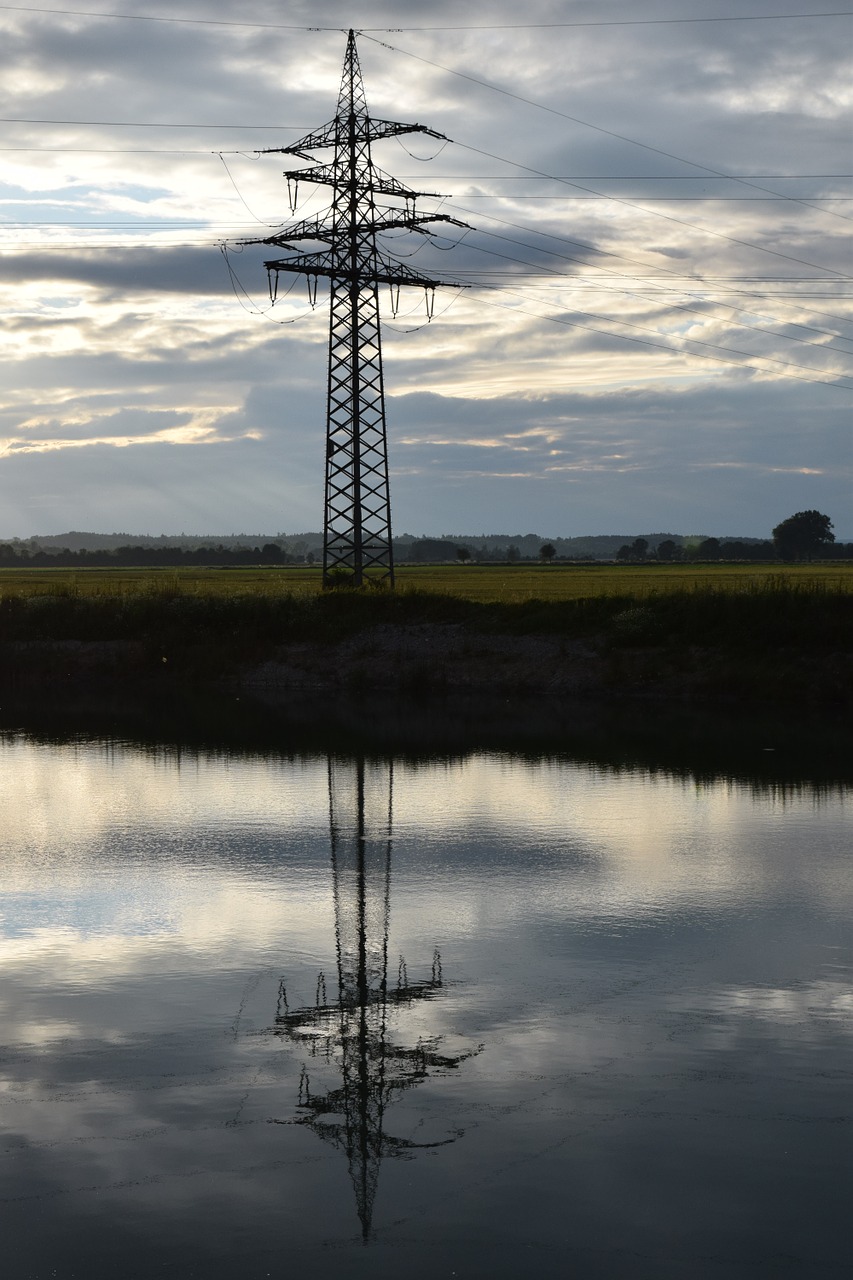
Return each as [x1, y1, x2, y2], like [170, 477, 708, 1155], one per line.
[665, 981, 853, 1053]
[0, 874, 333, 978]
[1, 739, 849, 964]
[0, 738, 329, 849]
[394, 759, 851, 917]
[0, 737, 849, 1268]
[712, 982, 853, 1025]
[0, 1015, 81, 1045]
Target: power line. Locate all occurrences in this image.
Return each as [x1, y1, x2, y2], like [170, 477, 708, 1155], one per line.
[363, 34, 853, 227]
[448, 204, 853, 331]
[9, 227, 853, 373]
[8, 212, 850, 340]
[365, 14, 853, 28]
[7, 244, 849, 309]
[0, 145, 235, 153]
[379, 221, 853, 378]
[1, 148, 848, 177]
[0, 5, 335, 29]
[0, 116, 305, 129]
[453, 200, 853, 294]
[6, 234, 850, 294]
[396, 175, 853, 181]
[494, 283, 853, 299]
[453, 244, 853, 351]
[453, 143, 850, 273]
[443, 195, 853, 202]
[468, 290, 853, 391]
[439, 232, 853, 362]
[3, 22, 849, 387]
[0, 238, 221, 248]
[6, 166, 845, 308]
[0, 6, 850, 29]
[0, 222, 267, 227]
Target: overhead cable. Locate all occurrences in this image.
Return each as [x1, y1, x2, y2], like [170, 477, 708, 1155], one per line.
[362, 34, 853, 227]
[0, 6, 849, 29]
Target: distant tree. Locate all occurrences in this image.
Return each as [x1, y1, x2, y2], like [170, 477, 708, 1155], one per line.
[410, 538, 459, 563]
[772, 510, 835, 561]
[617, 538, 649, 562]
[506, 544, 521, 563]
[456, 545, 471, 564]
[539, 543, 556, 563]
[719, 540, 775, 561]
[696, 537, 721, 560]
[656, 539, 679, 561]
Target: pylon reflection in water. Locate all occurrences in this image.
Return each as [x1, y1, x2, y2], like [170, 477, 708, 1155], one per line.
[272, 757, 480, 1240]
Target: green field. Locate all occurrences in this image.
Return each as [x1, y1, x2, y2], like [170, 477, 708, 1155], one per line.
[395, 562, 853, 601]
[0, 561, 850, 602]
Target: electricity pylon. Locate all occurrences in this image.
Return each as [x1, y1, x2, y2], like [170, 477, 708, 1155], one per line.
[247, 29, 466, 587]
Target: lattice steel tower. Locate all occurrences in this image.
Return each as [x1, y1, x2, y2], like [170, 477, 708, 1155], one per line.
[247, 29, 466, 587]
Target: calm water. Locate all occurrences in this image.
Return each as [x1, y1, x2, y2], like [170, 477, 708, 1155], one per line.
[0, 727, 850, 1278]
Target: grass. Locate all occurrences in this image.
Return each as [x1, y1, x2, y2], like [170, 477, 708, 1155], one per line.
[0, 565, 850, 650]
[0, 560, 850, 603]
[399, 562, 853, 601]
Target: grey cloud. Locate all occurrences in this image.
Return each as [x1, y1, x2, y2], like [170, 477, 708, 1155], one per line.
[0, 0, 848, 538]
[7, 408, 195, 443]
[0, 247, 242, 295]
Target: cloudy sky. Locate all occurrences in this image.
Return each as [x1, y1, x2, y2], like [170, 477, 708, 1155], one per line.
[0, 0, 850, 539]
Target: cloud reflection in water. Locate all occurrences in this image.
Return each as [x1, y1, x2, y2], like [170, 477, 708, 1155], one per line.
[0, 733, 849, 1276]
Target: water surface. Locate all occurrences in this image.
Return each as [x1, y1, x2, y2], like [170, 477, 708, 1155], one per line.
[1, 730, 850, 1278]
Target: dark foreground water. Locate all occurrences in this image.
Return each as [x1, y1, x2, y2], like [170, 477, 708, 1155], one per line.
[1, 711, 850, 1279]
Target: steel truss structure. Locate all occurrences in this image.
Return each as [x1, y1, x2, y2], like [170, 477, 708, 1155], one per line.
[247, 29, 466, 586]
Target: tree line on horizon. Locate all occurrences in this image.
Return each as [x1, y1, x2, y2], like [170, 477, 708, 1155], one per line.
[0, 511, 846, 567]
[602, 511, 843, 564]
[394, 511, 845, 564]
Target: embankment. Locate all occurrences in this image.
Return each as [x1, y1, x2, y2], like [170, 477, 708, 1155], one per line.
[0, 584, 850, 708]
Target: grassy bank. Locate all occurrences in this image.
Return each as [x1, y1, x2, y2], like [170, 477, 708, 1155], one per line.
[0, 568, 845, 711]
[0, 573, 845, 670]
[0, 572, 850, 643]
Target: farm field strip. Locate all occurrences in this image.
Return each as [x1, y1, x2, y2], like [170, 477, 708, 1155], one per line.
[0, 562, 850, 603]
[394, 563, 853, 601]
